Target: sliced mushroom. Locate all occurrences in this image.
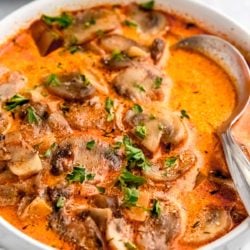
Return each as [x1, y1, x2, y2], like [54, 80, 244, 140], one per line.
[46, 73, 96, 101]
[4, 132, 43, 178]
[100, 34, 139, 53]
[103, 52, 133, 70]
[150, 38, 165, 63]
[125, 108, 187, 153]
[144, 150, 197, 182]
[51, 133, 122, 184]
[92, 194, 119, 215]
[99, 34, 148, 58]
[127, 4, 169, 37]
[0, 71, 26, 101]
[30, 20, 63, 56]
[106, 218, 133, 250]
[50, 208, 107, 250]
[135, 201, 181, 250]
[113, 63, 172, 103]
[8, 152, 42, 178]
[64, 8, 119, 45]
[182, 206, 232, 245]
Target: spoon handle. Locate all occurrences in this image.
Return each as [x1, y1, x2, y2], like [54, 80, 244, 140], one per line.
[220, 131, 250, 215]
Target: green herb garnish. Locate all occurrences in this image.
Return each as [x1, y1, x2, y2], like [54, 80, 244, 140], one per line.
[151, 199, 161, 217]
[119, 169, 146, 187]
[86, 140, 95, 150]
[165, 156, 178, 168]
[123, 187, 139, 207]
[132, 104, 143, 114]
[135, 125, 147, 139]
[66, 166, 95, 184]
[44, 142, 57, 158]
[124, 242, 137, 250]
[139, 0, 155, 10]
[56, 196, 66, 209]
[68, 45, 81, 54]
[111, 49, 127, 62]
[154, 77, 163, 89]
[180, 109, 190, 119]
[80, 74, 91, 87]
[105, 97, 115, 122]
[27, 106, 41, 124]
[123, 20, 138, 27]
[46, 73, 60, 87]
[123, 136, 150, 171]
[133, 83, 145, 92]
[97, 186, 106, 194]
[42, 13, 73, 28]
[5, 94, 29, 111]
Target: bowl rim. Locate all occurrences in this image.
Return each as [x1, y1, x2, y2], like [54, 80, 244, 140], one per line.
[0, 0, 249, 249]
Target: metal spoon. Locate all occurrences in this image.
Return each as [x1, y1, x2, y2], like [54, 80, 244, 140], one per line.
[174, 35, 250, 214]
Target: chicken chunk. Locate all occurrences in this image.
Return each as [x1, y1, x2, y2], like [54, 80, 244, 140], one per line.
[50, 133, 122, 184]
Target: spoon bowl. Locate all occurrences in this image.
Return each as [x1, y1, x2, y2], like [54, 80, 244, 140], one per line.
[174, 35, 250, 214]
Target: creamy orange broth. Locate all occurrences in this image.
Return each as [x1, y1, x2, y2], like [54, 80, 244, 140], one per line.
[0, 3, 244, 250]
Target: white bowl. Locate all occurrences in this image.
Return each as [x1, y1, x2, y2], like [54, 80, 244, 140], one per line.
[0, 1, 249, 249]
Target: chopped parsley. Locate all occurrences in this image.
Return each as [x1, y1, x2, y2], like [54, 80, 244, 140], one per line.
[123, 187, 139, 207]
[133, 83, 145, 92]
[96, 186, 106, 194]
[111, 49, 127, 62]
[42, 13, 73, 28]
[96, 29, 105, 37]
[86, 140, 95, 150]
[84, 18, 96, 28]
[46, 73, 60, 87]
[56, 196, 66, 209]
[80, 74, 91, 87]
[180, 109, 190, 119]
[44, 142, 57, 158]
[139, 0, 155, 10]
[5, 94, 29, 111]
[68, 45, 81, 54]
[151, 199, 161, 217]
[66, 166, 95, 184]
[123, 20, 138, 28]
[135, 125, 147, 139]
[105, 97, 115, 122]
[124, 242, 137, 250]
[119, 169, 146, 187]
[132, 104, 143, 114]
[165, 156, 178, 168]
[123, 136, 150, 171]
[154, 77, 163, 89]
[27, 106, 41, 124]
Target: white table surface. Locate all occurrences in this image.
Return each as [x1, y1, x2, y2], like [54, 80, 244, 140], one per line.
[0, 0, 249, 249]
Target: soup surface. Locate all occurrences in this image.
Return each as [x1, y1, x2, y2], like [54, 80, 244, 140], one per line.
[0, 1, 247, 250]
